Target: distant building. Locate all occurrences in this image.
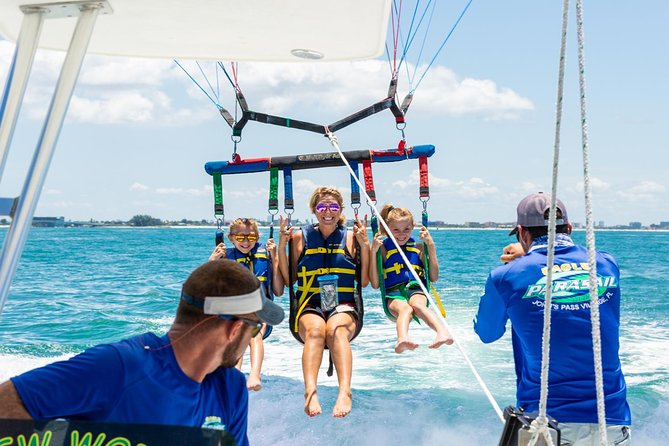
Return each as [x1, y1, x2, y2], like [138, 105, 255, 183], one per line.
[32, 216, 65, 227]
[659, 221, 669, 229]
[629, 221, 642, 229]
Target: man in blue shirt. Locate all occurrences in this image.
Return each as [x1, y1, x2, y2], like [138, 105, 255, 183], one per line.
[0, 259, 285, 446]
[474, 192, 631, 446]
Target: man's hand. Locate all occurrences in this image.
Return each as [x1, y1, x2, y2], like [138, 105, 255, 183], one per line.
[501, 242, 525, 264]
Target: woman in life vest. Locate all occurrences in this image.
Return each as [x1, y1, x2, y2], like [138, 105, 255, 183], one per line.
[278, 186, 369, 418]
[369, 204, 453, 353]
[209, 218, 284, 391]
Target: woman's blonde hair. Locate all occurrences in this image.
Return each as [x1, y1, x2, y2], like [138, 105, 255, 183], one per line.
[379, 204, 414, 236]
[309, 186, 346, 226]
[228, 218, 259, 236]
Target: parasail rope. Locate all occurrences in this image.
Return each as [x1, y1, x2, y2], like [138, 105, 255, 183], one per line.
[324, 129, 504, 423]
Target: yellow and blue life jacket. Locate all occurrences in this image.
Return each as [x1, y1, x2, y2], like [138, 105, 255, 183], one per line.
[382, 237, 426, 289]
[226, 243, 272, 296]
[226, 243, 274, 339]
[288, 224, 364, 344]
[296, 224, 357, 308]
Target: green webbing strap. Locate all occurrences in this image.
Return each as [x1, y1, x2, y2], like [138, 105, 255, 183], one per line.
[213, 172, 224, 217]
[268, 167, 279, 212]
[421, 209, 446, 317]
[370, 215, 386, 299]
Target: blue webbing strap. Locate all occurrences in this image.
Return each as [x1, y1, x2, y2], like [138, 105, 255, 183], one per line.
[350, 161, 360, 207]
[283, 167, 294, 213]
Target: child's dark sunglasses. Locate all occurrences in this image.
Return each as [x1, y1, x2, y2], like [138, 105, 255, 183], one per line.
[218, 314, 263, 337]
[315, 202, 341, 213]
[232, 233, 258, 243]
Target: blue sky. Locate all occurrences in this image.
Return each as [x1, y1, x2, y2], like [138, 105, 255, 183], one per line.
[1, 1, 667, 226]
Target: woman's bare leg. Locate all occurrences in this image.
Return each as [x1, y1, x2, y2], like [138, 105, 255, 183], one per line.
[299, 313, 327, 417]
[326, 312, 356, 418]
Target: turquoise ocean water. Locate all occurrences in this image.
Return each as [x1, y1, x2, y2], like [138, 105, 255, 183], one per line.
[0, 227, 667, 445]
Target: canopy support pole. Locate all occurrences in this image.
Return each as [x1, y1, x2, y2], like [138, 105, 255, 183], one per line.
[0, 2, 104, 317]
[0, 7, 45, 179]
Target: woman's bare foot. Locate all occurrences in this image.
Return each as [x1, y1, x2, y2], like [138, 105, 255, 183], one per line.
[395, 338, 419, 353]
[246, 375, 262, 392]
[332, 390, 352, 418]
[429, 332, 454, 349]
[304, 390, 322, 417]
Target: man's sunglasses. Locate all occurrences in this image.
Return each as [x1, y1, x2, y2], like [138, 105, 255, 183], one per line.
[218, 314, 263, 337]
[232, 233, 258, 243]
[315, 202, 341, 214]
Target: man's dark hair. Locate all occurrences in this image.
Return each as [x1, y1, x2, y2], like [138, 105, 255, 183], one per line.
[522, 208, 569, 240]
[175, 260, 260, 325]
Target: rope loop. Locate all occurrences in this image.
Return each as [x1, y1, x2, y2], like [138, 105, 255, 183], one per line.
[216, 217, 224, 230]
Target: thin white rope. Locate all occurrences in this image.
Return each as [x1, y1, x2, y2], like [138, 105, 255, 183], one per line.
[325, 130, 504, 423]
[575, 1, 608, 444]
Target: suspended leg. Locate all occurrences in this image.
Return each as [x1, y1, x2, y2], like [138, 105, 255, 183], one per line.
[299, 313, 326, 417]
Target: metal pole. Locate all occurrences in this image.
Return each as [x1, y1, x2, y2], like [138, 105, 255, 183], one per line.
[0, 8, 46, 180]
[0, 4, 102, 317]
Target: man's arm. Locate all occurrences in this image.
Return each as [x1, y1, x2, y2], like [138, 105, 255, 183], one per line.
[473, 274, 509, 343]
[0, 381, 32, 419]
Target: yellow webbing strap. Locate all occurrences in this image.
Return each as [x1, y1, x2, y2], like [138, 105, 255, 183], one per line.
[294, 266, 317, 332]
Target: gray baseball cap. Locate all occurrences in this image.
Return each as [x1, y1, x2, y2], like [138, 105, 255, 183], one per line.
[509, 192, 568, 235]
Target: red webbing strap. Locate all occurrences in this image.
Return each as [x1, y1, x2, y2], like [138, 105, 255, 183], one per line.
[362, 159, 376, 202]
[419, 156, 429, 199]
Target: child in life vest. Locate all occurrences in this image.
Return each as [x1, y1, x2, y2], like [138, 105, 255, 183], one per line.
[369, 205, 453, 353]
[209, 218, 284, 390]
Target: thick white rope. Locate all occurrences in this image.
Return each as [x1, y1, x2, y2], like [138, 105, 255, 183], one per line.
[325, 130, 504, 423]
[531, 2, 607, 445]
[575, 1, 608, 444]
[528, 2, 571, 445]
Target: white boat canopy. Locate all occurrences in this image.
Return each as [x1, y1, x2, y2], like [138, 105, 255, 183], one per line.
[0, 0, 391, 61]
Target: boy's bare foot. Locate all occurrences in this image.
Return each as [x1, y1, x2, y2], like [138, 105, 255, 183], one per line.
[332, 390, 352, 418]
[246, 375, 262, 392]
[429, 333, 454, 349]
[304, 390, 322, 417]
[395, 338, 419, 353]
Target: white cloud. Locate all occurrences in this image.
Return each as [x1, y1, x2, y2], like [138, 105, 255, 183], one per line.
[130, 182, 149, 191]
[155, 187, 210, 197]
[79, 57, 175, 87]
[575, 177, 611, 192]
[411, 67, 534, 118]
[129, 183, 211, 197]
[2, 43, 534, 126]
[453, 177, 499, 199]
[227, 189, 268, 199]
[617, 180, 667, 201]
[519, 181, 544, 194]
[628, 181, 666, 194]
[392, 169, 452, 189]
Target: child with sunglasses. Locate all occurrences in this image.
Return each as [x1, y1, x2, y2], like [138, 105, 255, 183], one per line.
[209, 218, 284, 391]
[370, 204, 453, 353]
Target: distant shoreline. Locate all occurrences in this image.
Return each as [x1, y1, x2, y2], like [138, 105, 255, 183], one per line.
[3, 224, 667, 233]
